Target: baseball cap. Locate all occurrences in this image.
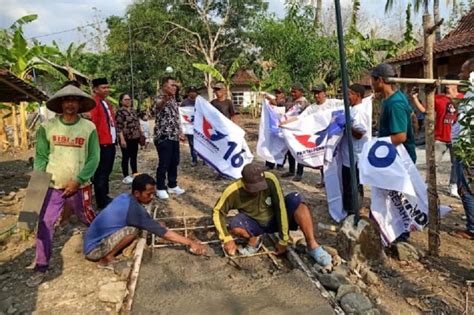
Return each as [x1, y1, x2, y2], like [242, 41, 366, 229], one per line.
[241, 163, 268, 193]
[371, 64, 397, 78]
[187, 85, 199, 94]
[311, 84, 326, 93]
[291, 83, 305, 92]
[212, 82, 226, 90]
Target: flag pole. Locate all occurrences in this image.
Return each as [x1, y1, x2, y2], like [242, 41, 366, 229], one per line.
[334, 0, 359, 225]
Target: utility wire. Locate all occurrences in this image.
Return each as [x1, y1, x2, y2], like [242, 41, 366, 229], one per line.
[27, 20, 106, 40]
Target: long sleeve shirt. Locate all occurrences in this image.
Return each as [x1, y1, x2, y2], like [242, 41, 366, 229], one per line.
[84, 193, 168, 254]
[213, 172, 289, 246]
[34, 116, 100, 188]
[90, 95, 116, 145]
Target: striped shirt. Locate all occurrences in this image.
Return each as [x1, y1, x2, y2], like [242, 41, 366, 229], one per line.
[213, 172, 289, 246]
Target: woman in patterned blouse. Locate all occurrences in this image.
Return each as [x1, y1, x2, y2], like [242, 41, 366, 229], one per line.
[116, 94, 143, 184]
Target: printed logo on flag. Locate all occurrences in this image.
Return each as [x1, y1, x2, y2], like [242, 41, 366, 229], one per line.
[203, 117, 226, 141]
[182, 114, 194, 123]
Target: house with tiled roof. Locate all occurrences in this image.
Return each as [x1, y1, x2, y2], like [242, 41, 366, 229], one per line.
[230, 68, 260, 109]
[387, 7, 474, 78]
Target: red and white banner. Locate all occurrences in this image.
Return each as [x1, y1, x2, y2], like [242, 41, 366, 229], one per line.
[179, 107, 195, 135]
[194, 96, 253, 179]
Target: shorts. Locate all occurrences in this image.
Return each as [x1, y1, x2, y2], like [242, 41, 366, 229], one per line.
[86, 226, 139, 261]
[228, 192, 303, 236]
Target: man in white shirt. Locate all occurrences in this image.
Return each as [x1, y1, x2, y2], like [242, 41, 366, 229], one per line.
[340, 84, 372, 214]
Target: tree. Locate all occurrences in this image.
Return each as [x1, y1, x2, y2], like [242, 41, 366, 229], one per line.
[164, 0, 268, 98]
[0, 15, 62, 80]
[52, 42, 87, 80]
[193, 55, 241, 98]
[0, 14, 63, 149]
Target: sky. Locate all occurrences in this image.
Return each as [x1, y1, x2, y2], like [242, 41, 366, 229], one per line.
[0, 0, 454, 50]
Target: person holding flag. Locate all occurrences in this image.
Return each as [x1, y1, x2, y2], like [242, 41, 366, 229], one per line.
[213, 163, 332, 268]
[340, 84, 371, 214]
[264, 87, 288, 170]
[180, 86, 199, 166]
[371, 63, 416, 242]
[281, 84, 309, 182]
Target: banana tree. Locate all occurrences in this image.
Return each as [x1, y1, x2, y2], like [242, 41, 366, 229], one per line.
[0, 15, 62, 80]
[193, 57, 241, 99]
[52, 41, 87, 80]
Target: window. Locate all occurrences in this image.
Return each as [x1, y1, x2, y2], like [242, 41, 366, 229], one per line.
[232, 92, 244, 109]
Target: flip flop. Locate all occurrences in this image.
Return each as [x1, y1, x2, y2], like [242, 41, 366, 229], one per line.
[450, 230, 474, 240]
[238, 237, 263, 256]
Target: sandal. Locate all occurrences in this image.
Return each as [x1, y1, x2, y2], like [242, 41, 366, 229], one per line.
[451, 230, 474, 240]
[238, 237, 263, 256]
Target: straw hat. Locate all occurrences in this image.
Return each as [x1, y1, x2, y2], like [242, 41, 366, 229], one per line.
[46, 85, 96, 114]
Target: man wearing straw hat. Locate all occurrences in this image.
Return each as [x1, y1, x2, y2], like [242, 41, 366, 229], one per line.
[27, 82, 100, 287]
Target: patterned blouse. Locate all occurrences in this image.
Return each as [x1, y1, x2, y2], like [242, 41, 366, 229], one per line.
[115, 107, 142, 140]
[153, 96, 181, 141]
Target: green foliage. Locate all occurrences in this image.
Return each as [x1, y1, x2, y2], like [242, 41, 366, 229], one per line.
[0, 15, 61, 80]
[454, 83, 474, 166]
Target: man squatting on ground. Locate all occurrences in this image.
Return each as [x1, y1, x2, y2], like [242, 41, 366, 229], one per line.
[84, 174, 204, 265]
[213, 163, 332, 268]
[27, 83, 100, 287]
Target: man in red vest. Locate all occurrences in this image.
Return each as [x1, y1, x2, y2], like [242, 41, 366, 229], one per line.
[89, 78, 116, 209]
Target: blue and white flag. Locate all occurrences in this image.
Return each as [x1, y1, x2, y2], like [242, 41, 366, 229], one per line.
[179, 107, 195, 135]
[281, 107, 346, 168]
[256, 99, 287, 165]
[194, 96, 253, 179]
[359, 137, 450, 244]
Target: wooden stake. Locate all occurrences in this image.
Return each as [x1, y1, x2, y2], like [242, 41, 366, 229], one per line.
[423, 13, 441, 257]
[122, 237, 146, 313]
[11, 104, 19, 148]
[19, 102, 28, 149]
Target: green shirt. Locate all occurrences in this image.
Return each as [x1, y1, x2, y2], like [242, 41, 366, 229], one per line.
[378, 90, 417, 163]
[34, 116, 100, 189]
[213, 172, 289, 246]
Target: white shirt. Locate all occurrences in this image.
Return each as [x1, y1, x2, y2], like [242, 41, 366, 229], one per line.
[341, 103, 372, 167]
[299, 99, 344, 118]
[100, 99, 117, 143]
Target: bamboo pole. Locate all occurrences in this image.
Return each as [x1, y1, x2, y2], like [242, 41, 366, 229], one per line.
[122, 237, 146, 313]
[11, 104, 19, 148]
[423, 14, 441, 257]
[386, 78, 466, 85]
[20, 102, 28, 149]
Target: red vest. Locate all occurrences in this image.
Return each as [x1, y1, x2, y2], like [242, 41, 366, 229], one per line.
[90, 95, 116, 145]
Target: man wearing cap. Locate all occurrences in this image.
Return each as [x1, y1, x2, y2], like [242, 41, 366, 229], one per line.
[213, 163, 332, 268]
[371, 63, 416, 242]
[89, 77, 116, 209]
[340, 84, 371, 214]
[181, 86, 199, 166]
[211, 81, 237, 122]
[281, 83, 309, 181]
[27, 82, 100, 287]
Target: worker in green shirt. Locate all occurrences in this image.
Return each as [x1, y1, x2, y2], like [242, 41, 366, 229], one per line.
[371, 63, 416, 243]
[213, 163, 332, 268]
[27, 82, 100, 287]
